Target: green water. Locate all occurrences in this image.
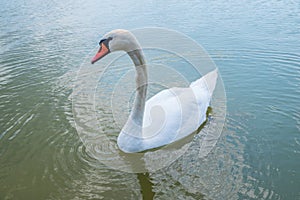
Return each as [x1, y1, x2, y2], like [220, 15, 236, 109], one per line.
[1, 0, 300, 199]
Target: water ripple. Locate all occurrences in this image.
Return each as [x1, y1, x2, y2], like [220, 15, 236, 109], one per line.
[1, 0, 300, 196]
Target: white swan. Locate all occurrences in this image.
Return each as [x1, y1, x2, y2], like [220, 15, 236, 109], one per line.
[91, 29, 218, 153]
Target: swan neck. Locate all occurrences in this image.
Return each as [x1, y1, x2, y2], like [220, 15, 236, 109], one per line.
[128, 50, 147, 127]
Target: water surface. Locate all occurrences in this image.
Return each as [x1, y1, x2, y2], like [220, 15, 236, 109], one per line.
[0, 0, 299, 199]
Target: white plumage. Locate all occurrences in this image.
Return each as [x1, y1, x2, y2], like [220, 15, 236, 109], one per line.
[91, 29, 218, 153]
[118, 69, 218, 153]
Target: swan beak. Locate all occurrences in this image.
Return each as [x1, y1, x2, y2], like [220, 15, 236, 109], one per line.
[91, 43, 110, 64]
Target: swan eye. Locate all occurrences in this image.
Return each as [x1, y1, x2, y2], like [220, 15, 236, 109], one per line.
[99, 39, 106, 45]
[99, 37, 113, 46]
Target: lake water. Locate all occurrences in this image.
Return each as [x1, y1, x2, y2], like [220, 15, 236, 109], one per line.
[1, 0, 299, 199]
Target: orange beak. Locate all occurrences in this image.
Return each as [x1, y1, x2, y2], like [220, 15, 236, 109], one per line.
[91, 43, 110, 64]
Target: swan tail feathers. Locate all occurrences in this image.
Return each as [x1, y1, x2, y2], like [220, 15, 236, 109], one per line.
[190, 68, 218, 96]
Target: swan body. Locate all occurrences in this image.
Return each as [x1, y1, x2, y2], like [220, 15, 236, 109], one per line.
[91, 29, 218, 153]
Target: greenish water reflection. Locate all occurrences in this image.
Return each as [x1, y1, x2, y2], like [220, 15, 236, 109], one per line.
[1, 0, 300, 199]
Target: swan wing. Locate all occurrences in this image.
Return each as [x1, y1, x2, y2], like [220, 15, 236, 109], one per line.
[142, 69, 218, 144]
[118, 69, 218, 152]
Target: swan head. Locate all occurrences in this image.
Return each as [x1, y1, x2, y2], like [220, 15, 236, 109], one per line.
[91, 29, 141, 64]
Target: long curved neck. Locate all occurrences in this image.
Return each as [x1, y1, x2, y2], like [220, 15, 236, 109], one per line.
[128, 49, 147, 128]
